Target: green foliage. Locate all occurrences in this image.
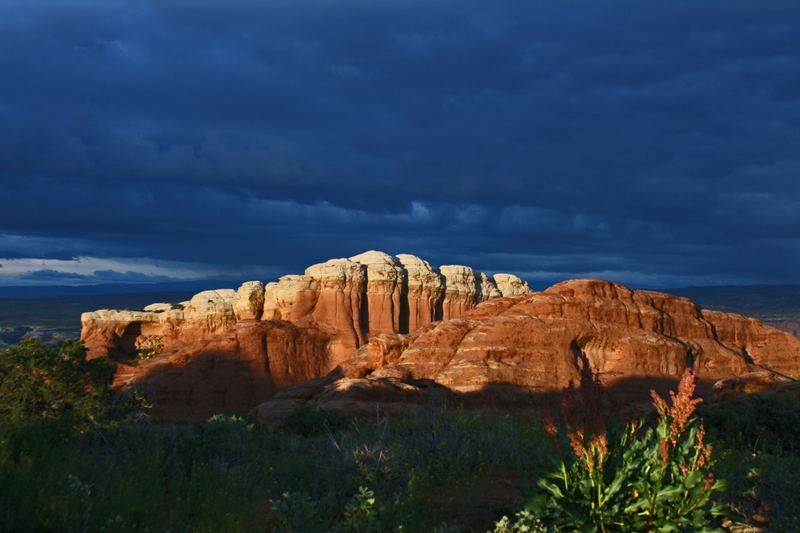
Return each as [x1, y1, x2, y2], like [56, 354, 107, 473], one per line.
[0, 338, 123, 426]
[285, 405, 351, 436]
[0, 374, 544, 533]
[1, 340, 797, 531]
[340, 486, 380, 532]
[700, 392, 800, 455]
[491, 510, 547, 532]
[525, 370, 726, 532]
[715, 448, 800, 531]
[264, 491, 325, 531]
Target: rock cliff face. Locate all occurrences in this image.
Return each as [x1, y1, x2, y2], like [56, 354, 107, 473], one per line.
[80, 251, 530, 420]
[82, 251, 528, 362]
[80, 256, 800, 423]
[254, 279, 800, 420]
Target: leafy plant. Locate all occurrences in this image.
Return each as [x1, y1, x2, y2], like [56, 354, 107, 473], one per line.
[0, 339, 118, 425]
[491, 509, 548, 532]
[339, 486, 381, 532]
[527, 368, 726, 532]
[264, 491, 322, 532]
[285, 405, 350, 436]
[701, 392, 800, 455]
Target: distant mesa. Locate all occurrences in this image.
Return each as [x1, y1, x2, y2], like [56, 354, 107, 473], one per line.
[79, 251, 800, 422]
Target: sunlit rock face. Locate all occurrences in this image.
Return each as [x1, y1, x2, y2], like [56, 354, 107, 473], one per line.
[254, 279, 800, 421]
[81, 257, 800, 422]
[232, 281, 265, 321]
[493, 273, 530, 297]
[348, 251, 405, 336]
[80, 251, 529, 420]
[395, 253, 445, 333]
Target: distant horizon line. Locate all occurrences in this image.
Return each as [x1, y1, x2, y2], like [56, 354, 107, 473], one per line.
[1, 278, 799, 300]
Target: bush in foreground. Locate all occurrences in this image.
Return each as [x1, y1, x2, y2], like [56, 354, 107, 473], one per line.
[0, 338, 146, 430]
[3, 340, 798, 531]
[499, 368, 726, 532]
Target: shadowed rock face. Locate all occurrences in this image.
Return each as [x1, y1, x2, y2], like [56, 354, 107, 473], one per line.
[80, 251, 529, 420]
[112, 320, 332, 423]
[254, 279, 800, 421]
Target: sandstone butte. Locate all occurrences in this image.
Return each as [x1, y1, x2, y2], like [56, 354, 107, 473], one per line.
[79, 251, 800, 422]
[81, 251, 530, 421]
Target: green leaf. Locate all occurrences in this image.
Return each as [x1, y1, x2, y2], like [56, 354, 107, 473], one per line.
[655, 486, 682, 502]
[683, 470, 703, 489]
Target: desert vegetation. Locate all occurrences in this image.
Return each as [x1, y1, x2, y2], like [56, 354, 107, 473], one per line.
[1, 339, 799, 532]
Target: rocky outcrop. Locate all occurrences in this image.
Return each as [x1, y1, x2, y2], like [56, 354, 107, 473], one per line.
[254, 279, 800, 421]
[82, 251, 527, 361]
[81, 289, 238, 359]
[493, 273, 532, 297]
[262, 275, 315, 321]
[83, 252, 800, 423]
[440, 265, 484, 321]
[80, 251, 529, 419]
[233, 281, 265, 320]
[395, 254, 445, 332]
[113, 320, 332, 423]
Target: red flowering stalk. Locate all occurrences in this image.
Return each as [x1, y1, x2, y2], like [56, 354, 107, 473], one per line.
[533, 364, 724, 531]
[541, 414, 561, 455]
[547, 363, 610, 470]
[650, 368, 704, 461]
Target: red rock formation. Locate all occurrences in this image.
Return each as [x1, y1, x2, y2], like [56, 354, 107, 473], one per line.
[349, 251, 405, 335]
[112, 320, 331, 422]
[83, 252, 800, 423]
[396, 254, 444, 332]
[254, 279, 800, 420]
[82, 252, 528, 361]
[80, 251, 529, 419]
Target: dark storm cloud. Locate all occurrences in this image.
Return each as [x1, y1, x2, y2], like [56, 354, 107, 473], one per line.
[18, 268, 177, 284]
[0, 0, 798, 287]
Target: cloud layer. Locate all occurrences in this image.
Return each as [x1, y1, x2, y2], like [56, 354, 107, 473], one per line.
[1, 0, 798, 287]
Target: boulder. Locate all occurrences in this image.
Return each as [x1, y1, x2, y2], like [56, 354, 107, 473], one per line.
[232, 281, 265, 320]
[493, 273, 530, 297]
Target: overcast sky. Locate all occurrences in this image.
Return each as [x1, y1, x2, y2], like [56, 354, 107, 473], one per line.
[1, 0, 799, 288]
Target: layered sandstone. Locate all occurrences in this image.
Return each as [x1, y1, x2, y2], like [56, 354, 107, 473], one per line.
[83, 254, 800, 423]
[82, 251, 528, 362]
[80, 251, 529, 419]
[395, 254, 445, 332]
[255, 279, 800, 420]
[112, 320, 331, 422]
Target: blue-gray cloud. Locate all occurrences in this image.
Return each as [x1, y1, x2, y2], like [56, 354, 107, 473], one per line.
[0, 0, 798, 287]
[18, 269, 175, 284]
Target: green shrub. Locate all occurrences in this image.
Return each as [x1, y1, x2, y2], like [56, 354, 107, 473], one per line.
[264, 491, 325, 531]
[701, 392, 800, 455]
[0, 339, 125, 426]
[491, 510, 547, 532]
[285, 405, 351, 436]
[521, 368, 726, 532]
